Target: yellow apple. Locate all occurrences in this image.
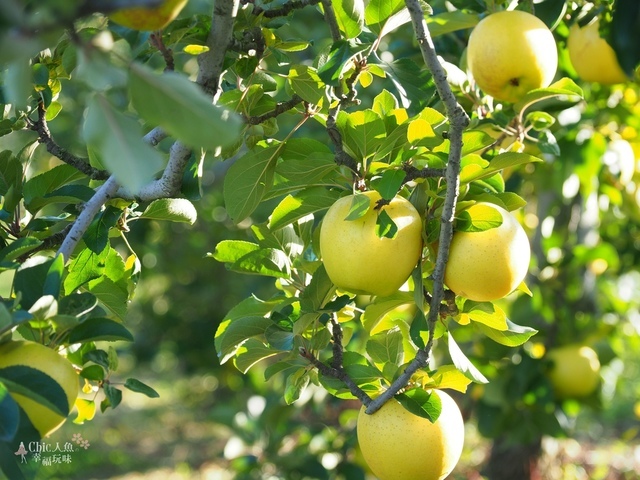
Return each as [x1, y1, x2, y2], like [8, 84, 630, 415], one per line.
[444, 202, 530, 302]
[467, 10, 558, 103]
[0, 340, 79, 437]
[319, 191, 423, 297]
[568, 18, 629, 85]
[357, 389, 465, 480]
[546, 345, 600, 399]
[109, 0, 188, 31]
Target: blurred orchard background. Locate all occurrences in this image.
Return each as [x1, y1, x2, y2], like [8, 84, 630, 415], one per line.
[1, 0, 640, 479]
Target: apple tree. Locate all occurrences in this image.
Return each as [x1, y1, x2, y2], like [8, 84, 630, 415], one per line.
[0, 0, 639, 478]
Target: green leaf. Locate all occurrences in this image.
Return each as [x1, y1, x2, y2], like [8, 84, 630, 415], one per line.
[341, 109, 386, 160]
[525, 111, 556, 131]
[23, 164, 86, 212]
[372, 169, 406, 201]
[360, 292, 414, 334]
[216, 316, 274, 362]
[396, 388, 441, 422]
[124, 378, 159, 398]
[375, 209, 398, 239]
[0, 150, 23, 206]
[380, 59, 434, 114]
[461, 301, 508, 330]
[64, 247, 109, 294]
[284, 367, 310, 404]
[366, 326, 403, 367]
[456, 203, 503, 233]
[365, 0, 407, 35]
[43, 253, 64, 299]
[269, 187, 341, 230]
[223, 144, 280, 223]
[447, 333, 488, 384]
[68, 317, 134, 344]
[0, 366, 71, 418]
[514, 77, 583, 113]
[234, 339, 283, 373]
[342, 351, 383, 386]
[229, 248, 290, 278]
[611, 0, 640, 77]
[372, 89, 399, 117]
[344, 193, 371, 221]
[103, 384, 122, 410]
[129, 63, 242, 150]
[300, 264, 336, 312]
[0, 238, 42, 264]
[83, 206, 122, 254]
[332, 0, 365, 39]
[14, 256, 54, 310]
[318, 41, 368, 86]
[140, 198, 197, 225]
[474, 318, 538, 347]
[288, 65, 325, 104]
[211, 240, 260, 264]
[87, 277, 129, 319]
[460, 152, 541, 184]
[80, 365, 105, 381]
[0, 382, 19, 442]
[83, 95, 164, 194]
[426, 10, 480, 37]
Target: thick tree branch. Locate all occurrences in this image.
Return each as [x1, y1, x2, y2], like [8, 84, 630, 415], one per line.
[364, 0, 469, 415]
[30, 102, 109, 180]
[197, 0, 240, 99]
[57, 176, 120, 261]
[402, 164, 447, 182]
[244, 95, 303, 125]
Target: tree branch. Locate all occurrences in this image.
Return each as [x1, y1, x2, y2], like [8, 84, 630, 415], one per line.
[244, 94, 304, 125]
[320, 0, 342, 42]
[29, 101, 109, 180]
[364, 0, 469, 415]
[57, 175, 120, 261]
[300, 314, 372, 406]
[197, 0, 240, 99]
[326, 104, 359, 174]
[402, 164, 447, 182]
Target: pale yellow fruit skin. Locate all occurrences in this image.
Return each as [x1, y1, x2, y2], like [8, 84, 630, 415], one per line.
[444, 203, 530, 302]
[568, 19, 629, 85]
[467, 10, 558, 103]
[109, 0, 188, 31]
[547, 345, 600, 399]
[319, 191, 423, 297]
[357, 390, 465, 480]
[0, 341, 79, 437]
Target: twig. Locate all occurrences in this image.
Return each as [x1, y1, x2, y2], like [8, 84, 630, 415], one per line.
[326, 104, 359, 174]
[300, 315, 372, 405]
[320, 0, 342, 42]
[253, 0, 321, 18]
[149, 32, 175, 72]
[29, 101, 109, 180]
[364, 0, 469, 415]
[17, 225, 73, 263]
[244, 95, 304, 125]
[402, 165, 447, 182]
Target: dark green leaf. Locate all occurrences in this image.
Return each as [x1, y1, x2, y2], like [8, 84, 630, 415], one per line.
[124, 378, 159, 398]
[288, 65, 325, 104]
[68, 317, 134, 344]
[0, 382, 19, 442]
[80, 365, 105, 381]
[43, 253, 64, 299]
[14, 256, 54, 310]
[372, 169, 406, 201]
[284, 368, 310, 404]
[300, 264, 337, 312]
[0, 238, 42, 263]
[344, 193, 371, 221]
[396, 388, 441, 422]
[23, 164, 85, 212]
[269, 187, 341, 230]
[375, 209, 398, 239]
[611, 0, 640, 77]
[84, 349, 109, 369]
[0, 366, 70, 418]
[83, 206, 122, 254]
[103, 384, 122, 409]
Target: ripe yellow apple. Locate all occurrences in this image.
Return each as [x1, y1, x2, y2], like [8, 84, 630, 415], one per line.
[319, 191, 423, 297]
[467, 10, 558, 103]
[567, 18, 629, 85]
[0, 340, 78, 437]
[109, 0, 188, 31]
[546, 345, 600, 399]
[357, 389, 464, 480]
[444, 202, 530, 302]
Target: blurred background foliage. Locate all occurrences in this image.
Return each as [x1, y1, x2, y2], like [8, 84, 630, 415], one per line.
[1, 0, 639, 478]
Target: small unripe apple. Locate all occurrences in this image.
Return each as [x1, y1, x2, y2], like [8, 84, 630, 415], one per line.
[546, 345, 600, 399]
[319, 191, 423, 297]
